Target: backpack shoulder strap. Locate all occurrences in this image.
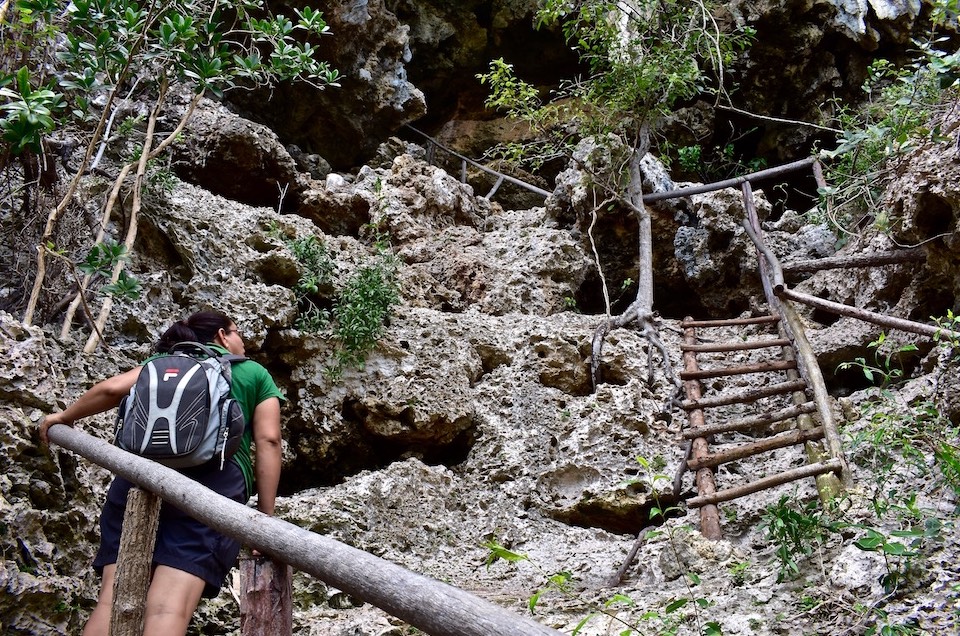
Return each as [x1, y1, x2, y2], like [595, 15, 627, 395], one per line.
[170, 341, 218, 358]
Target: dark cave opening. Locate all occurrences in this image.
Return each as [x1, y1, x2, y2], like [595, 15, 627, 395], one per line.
[277, 406, 478, 496]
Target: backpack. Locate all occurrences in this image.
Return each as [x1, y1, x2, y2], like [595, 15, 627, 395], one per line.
[114, 342, 247, 468]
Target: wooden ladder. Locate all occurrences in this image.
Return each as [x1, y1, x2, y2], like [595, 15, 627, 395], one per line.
[679, 313, 844, 539]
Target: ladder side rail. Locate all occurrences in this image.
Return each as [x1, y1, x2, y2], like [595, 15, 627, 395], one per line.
[46, 425, 564, 636]
[741, 181, 849, 490]
[681, 321, 723, 540]
[778, 327, 845, 500]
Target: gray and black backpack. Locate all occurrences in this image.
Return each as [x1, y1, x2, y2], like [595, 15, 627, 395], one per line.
[114, 342, 247, 468]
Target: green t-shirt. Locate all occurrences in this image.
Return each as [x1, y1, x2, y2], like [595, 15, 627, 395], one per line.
[144, 345, 284, 497]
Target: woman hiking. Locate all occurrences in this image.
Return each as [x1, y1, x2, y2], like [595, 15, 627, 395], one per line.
[40, 310, 284, 636]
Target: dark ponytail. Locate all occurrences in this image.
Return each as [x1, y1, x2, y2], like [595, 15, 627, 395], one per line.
[154, 310, 233, 353]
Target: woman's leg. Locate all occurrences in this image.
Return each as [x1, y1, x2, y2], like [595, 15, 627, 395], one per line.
[142, 565, 206, 636]
[81, 564, 116, 636]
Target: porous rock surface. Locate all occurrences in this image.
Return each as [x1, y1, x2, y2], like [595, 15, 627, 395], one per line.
[4, 73, 960, 636]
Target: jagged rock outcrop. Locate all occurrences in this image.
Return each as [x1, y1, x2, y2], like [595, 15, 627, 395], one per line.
[3, 5, 960, 636]
[227, 0, 426, 170]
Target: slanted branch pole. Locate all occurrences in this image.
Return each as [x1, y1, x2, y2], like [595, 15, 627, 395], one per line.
[778, 288, 960, 340]
[778, 331, 845, 500]
[782, 250, 924, 273]
[111, 487, 161, 636]
[47, 425, 563, 636]
[739, 183, 849, 493]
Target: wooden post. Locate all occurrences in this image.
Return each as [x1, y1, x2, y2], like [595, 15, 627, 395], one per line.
[111, 487, 161, 636]
[240, 555, 293, 636]
[681, 321, 722, 539]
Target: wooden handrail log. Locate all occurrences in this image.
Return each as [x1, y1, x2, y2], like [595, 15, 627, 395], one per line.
[46, 425, 563, 636]
[778, 288, 960, 340]
[642, 157, 817, 203]
[405, 126, 552, 198]
[782, 249, 925, 273]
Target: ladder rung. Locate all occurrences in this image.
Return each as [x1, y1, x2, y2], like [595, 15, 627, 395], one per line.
[683, 401, 818, 438]
[681, 315, 780, 328]
[683, 380, 808, 410]
[686, 460, 843, 508]
[680, 338, 791, 353]
[680, 359, 796, 381]
[687, 427, 825, 471]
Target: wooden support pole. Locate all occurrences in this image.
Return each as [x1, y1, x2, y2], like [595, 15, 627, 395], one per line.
[686, 460, 843, 508]
[110, 487, 161, 636]
[782, 249, 925, 273]
[486, 175, 505, 199]
[680, 338, 790, 353]
[686, 427, 825, 471]
[682, 379, 807, 411]
[241, 555, 293, 636]
[682, 321, 722, 540]
[47, 425, 564, 636]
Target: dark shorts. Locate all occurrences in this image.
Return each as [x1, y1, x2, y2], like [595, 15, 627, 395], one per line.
[93, 460, 247, 598]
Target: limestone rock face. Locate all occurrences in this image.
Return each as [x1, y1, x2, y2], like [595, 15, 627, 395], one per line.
[228, 0, 426, 170]
[789, 106, 960, 386]
[170, 98, 307, 208]
[4, 69, 960, 636]
[0, 315, 118, 636]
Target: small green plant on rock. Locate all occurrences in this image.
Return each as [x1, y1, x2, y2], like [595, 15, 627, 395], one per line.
[836, 333, 918, 389]
[759, 495, 830, 582]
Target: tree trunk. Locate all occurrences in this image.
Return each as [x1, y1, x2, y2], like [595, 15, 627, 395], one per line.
[111, 487, 161, 636]
[240, 556, 293, 636]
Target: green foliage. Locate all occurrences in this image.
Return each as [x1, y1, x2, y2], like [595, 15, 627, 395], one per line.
[0, 66, 65, 153]
[77, 240, 141, 300]
[759, 496, 829, 582]
[329, 251, 400, 377]
[283, 231, 399, 380]
[836, 333, 918, 389]
[2, 0, 339, 163]
[933, 309, 960, 350]
[819, 0, 960, 235]
[845, 386, 959, 516]
[476, 0, 755, 169]
[727, 560, 750, 586]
